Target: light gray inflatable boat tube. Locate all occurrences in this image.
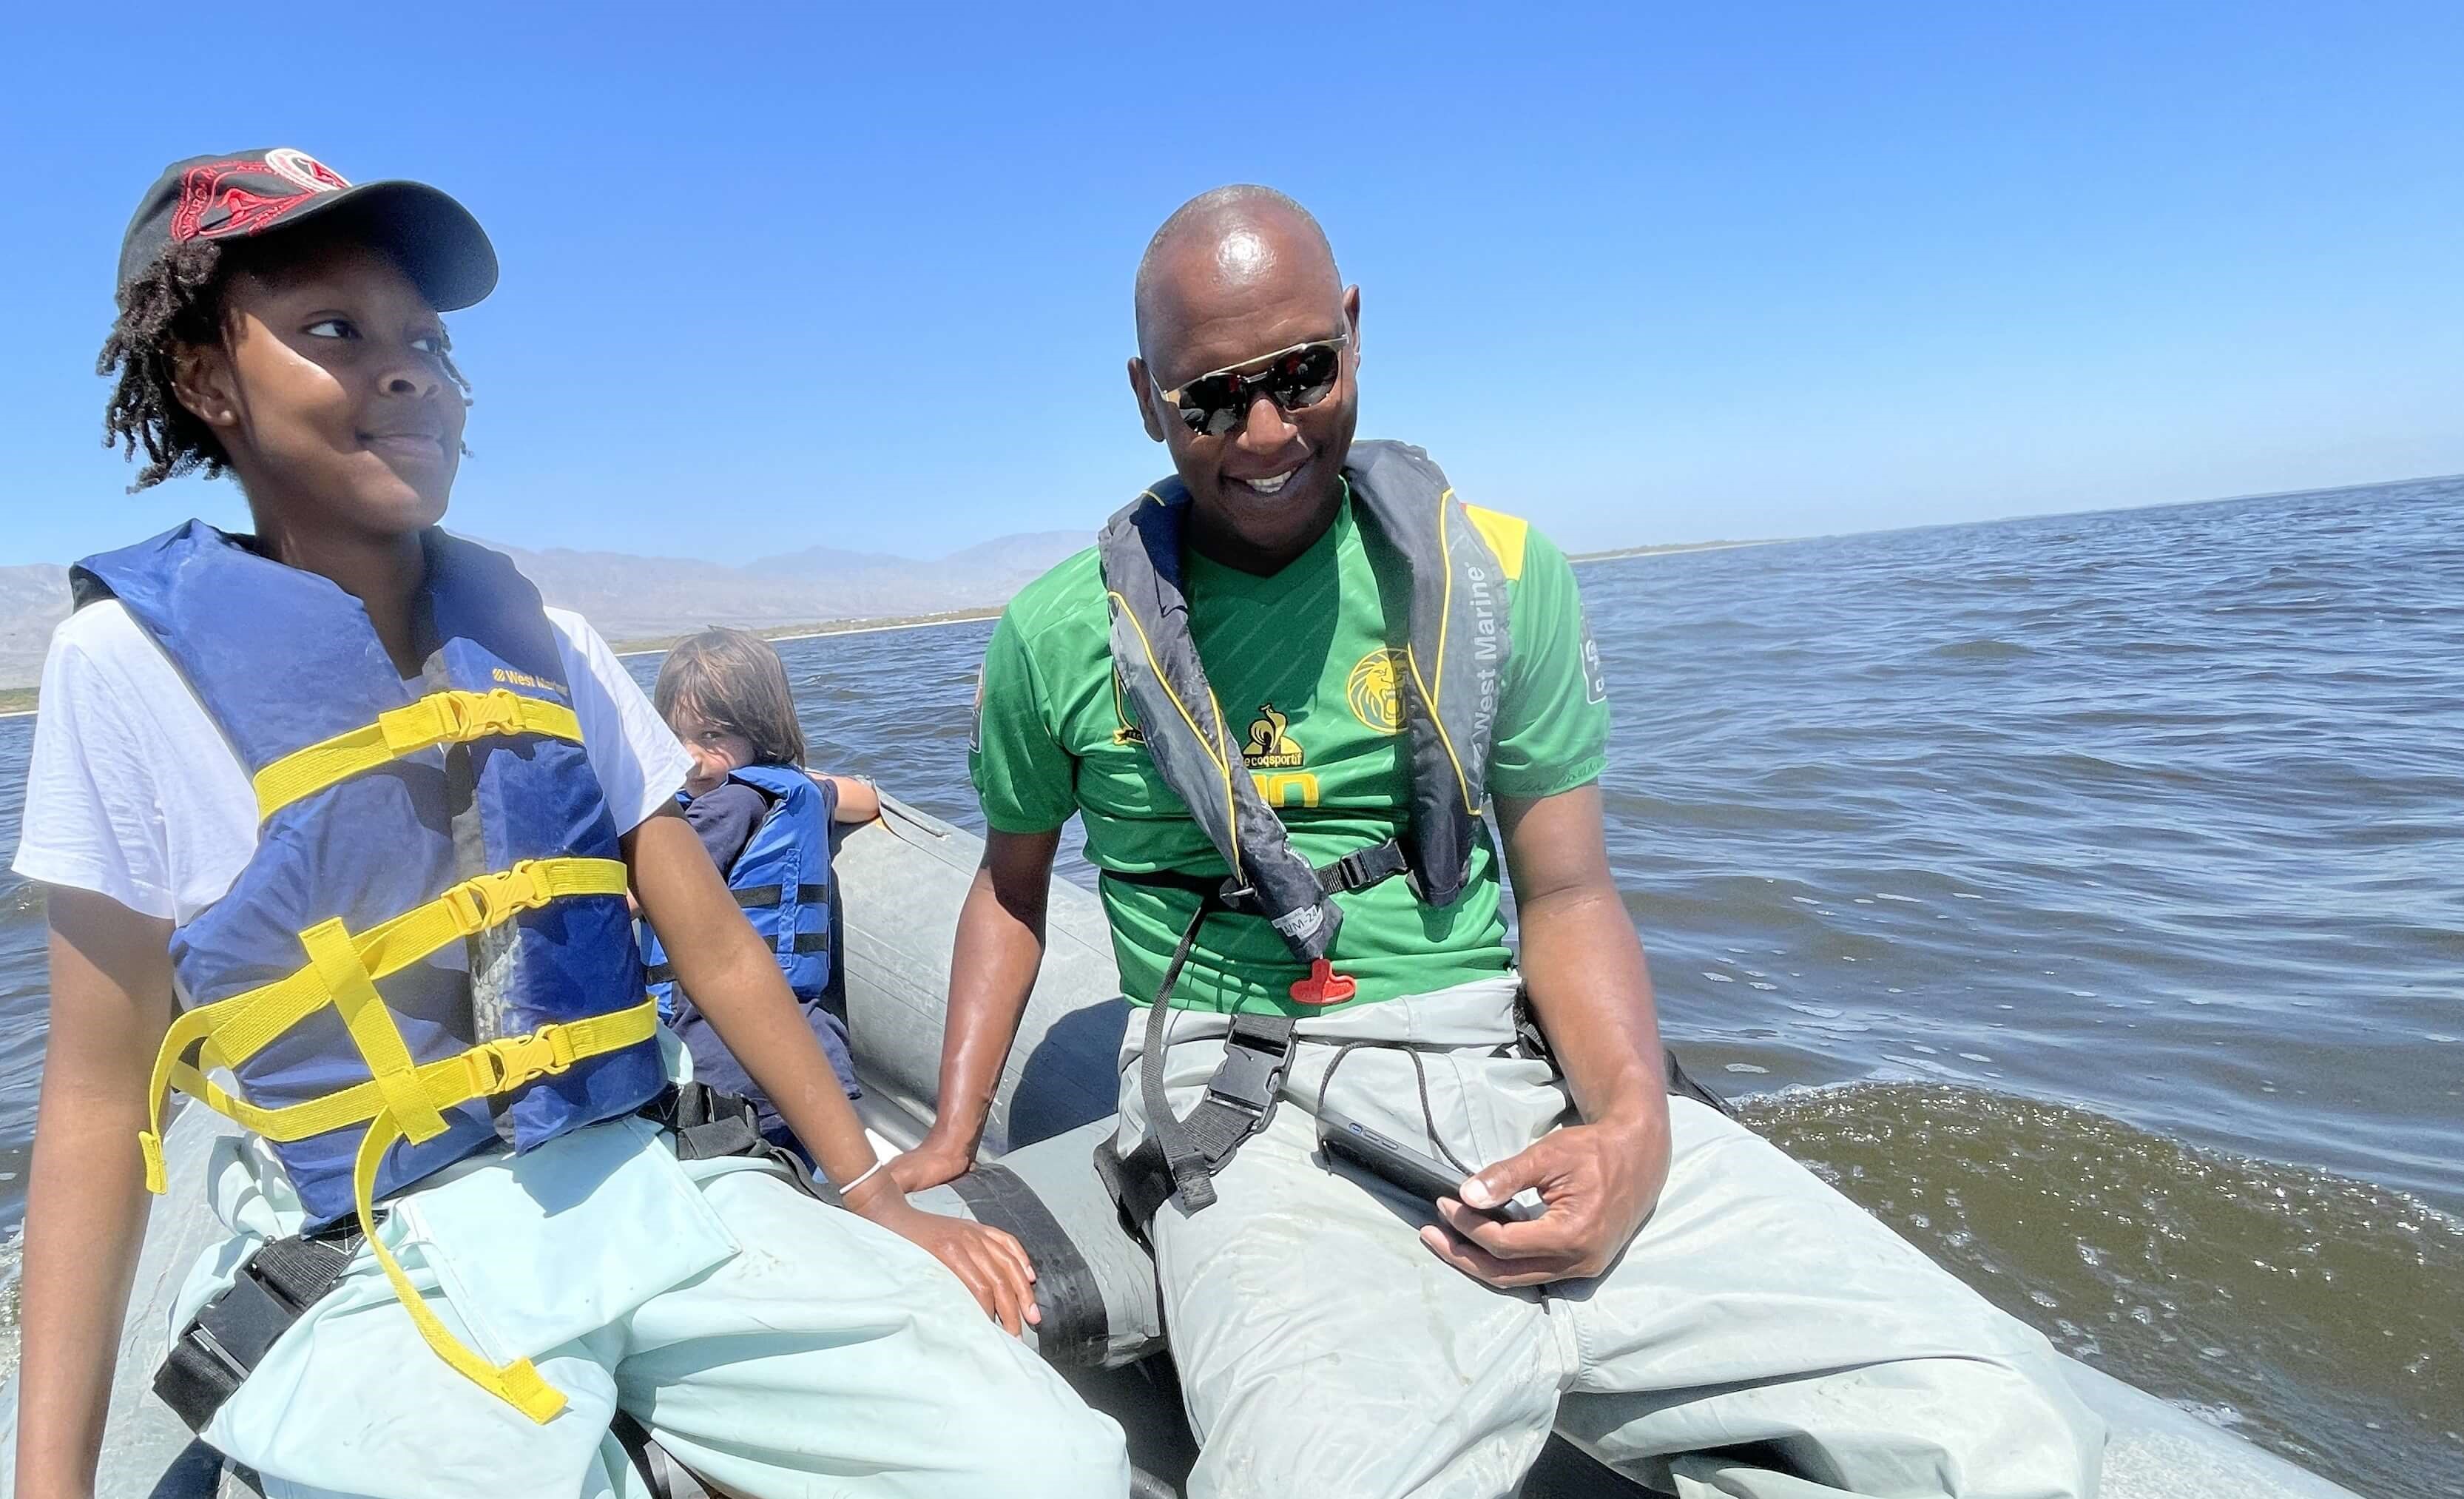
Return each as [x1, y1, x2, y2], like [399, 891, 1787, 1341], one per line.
[0, 795, 2361, 1499]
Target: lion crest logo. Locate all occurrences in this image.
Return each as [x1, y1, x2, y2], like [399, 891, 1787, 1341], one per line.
[1346, 648, 1408, 735]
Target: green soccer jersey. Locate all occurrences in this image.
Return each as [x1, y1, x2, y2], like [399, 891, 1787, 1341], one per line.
[971, 487, 1610, 1014]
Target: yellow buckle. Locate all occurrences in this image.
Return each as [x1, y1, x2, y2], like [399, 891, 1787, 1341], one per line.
[458, 688, 526, 739]
[462, 1021, 579, 1097]
[440, 860, 548, 936]
[379, 689, 527, 756]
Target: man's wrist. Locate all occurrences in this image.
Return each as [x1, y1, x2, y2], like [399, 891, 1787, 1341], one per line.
[1579, 1088, 1669, 1142]
[919, 1122, 979, 1162]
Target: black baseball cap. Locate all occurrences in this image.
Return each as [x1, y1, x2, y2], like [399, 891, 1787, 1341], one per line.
[118, 148, 498, 311]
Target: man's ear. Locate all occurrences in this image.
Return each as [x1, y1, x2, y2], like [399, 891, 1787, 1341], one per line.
[169, 340, 240, 437]
[1344, 284, 1362, 360]
[1127, 356, 1167, 443]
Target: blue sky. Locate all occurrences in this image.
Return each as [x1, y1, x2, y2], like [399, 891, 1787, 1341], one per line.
[7, 3, 2460, 565]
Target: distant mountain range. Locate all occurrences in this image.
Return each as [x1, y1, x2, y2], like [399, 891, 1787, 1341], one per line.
[0, 530, 1092, 690]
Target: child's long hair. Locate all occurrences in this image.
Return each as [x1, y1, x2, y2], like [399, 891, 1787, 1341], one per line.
[654, 628, 807, 769]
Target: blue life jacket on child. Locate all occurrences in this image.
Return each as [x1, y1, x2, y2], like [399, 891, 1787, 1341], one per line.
[72, 522, 665, 1424]
[641, 764, 856, 1124]
[641, 762, 833, 1016]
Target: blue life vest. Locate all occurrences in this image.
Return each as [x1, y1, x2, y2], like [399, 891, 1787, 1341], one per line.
[72, 522, 665, 1422]
[641, 764, 855, 1120]
[642, 762, 833, 1014]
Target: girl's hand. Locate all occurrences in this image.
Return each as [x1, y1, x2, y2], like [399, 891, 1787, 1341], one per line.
[848, 1179, 1042, 1335]
[807, 769, 882, 825]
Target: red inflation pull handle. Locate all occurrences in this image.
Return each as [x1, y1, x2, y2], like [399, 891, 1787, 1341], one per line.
[1289, 957, 1357, 1006]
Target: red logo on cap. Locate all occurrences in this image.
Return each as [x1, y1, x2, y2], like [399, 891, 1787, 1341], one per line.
[170, 149, 350, 244]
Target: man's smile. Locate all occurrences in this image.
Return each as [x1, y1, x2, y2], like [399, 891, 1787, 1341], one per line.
[1227, 451, 1312, 499]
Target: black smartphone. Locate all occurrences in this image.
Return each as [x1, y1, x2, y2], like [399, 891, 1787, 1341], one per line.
[1316, 1105, 1539, 1222]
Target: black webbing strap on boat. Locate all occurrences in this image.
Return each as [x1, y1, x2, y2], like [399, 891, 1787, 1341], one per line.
[1096, 842, 1411, 1228]
[154, 1226, 365, 1433]
[1664, 1049, 1734, 1118]
[948, 1161, 1112, 1367]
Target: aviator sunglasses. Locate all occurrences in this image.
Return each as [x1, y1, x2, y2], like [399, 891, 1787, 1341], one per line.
[1151, 334, 1350, 437]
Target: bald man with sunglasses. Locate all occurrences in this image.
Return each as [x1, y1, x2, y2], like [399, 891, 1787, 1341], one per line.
[892, 186, 2104, 1499]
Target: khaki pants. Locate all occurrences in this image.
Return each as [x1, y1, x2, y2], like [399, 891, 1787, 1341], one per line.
[1118, 976, 2103, 1499]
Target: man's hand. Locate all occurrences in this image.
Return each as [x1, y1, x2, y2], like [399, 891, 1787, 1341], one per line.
[1418, 784, 1673, 1288]
[885, 1133, 976, 1193]
[1420, 1110, 1668, 1287]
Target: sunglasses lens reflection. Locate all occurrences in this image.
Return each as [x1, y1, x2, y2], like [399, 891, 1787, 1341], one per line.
[1277, 346, 1339, 411]
[1171, 340, 1343, 437]
[1180, 374, 1245, 435]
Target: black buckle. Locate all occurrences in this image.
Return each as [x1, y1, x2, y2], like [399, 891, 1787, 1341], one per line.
[1323, 841, 1407, 895]
[1204, 1015, 1296, 1119]
[1329, 850, 1377, 892]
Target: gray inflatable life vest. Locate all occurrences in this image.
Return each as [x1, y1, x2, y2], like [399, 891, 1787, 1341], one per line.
[1096, 440, 1511, 966]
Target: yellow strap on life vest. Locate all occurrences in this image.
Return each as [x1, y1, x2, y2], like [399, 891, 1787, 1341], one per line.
[341, 1003, 654, 1424]
[304, 917, 451, 1148]
[152, 995, 657, 1424]
[137, 856, 628, 1189]
[155, 998, 652, 1145]
[251, 688, 584, 823]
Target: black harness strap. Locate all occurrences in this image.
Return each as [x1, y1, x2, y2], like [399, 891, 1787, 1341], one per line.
[1097, 842, 1411, 1228]
[642, 1080, 831, 1199]
[610, 1411, 719, 1499]
[644, 1080, 768, 1161]
[154, 1227, 363, 1433]
[1104, 838, 1413, 913]
[1095, 837, 1737, 1227]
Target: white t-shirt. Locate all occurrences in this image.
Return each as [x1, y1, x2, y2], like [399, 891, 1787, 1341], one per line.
[10, 600, 690, 924]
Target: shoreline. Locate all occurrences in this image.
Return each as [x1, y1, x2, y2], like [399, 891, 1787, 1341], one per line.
[609, 606, 1003, 660]
[1569, 539, 1779, 563]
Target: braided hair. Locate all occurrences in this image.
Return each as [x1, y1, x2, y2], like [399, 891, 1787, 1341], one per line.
[96, 236, 473, 492]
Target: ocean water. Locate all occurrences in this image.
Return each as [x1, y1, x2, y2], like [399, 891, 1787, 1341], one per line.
[1, 476, 2458, 1495]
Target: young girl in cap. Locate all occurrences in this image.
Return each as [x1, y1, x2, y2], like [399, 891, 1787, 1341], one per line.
[10, 149, 1122, 1499]
[647, 627, 877, 1156]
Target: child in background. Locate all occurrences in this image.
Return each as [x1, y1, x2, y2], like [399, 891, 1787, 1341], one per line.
[649, 628, 876, 1151]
